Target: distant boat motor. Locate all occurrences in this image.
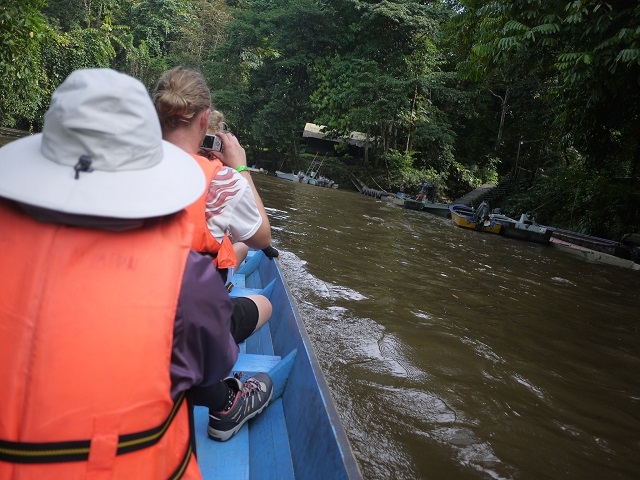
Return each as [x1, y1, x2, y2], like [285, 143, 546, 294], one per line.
[519, 213, 534, 225]
[474, 201, 490, 224]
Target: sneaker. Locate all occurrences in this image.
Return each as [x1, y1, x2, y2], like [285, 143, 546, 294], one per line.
[207, 372, 274, 442]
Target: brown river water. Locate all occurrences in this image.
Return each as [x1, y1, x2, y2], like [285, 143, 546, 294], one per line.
[252, 173, 640, 480]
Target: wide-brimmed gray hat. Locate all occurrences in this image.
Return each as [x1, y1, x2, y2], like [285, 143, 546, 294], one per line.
[0, 68, 205, 218]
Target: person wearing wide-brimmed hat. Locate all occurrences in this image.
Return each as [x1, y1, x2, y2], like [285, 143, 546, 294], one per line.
[0, 68, 240, 479]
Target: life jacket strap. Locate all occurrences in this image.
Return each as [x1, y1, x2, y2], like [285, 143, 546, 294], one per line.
[0, 392, 187, 466]
[168, 441, 193, 480]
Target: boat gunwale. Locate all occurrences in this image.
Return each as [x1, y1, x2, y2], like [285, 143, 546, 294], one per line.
[257, 253, 362, 479]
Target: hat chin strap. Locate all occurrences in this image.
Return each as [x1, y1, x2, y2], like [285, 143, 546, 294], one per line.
[74, 155, 94, 180]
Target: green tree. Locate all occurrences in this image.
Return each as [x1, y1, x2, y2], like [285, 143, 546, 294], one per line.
[39, 24, 119, 106]
[456, 0, 640, 174]
[0, 0, 49, 127]
[171, 0, 231, 66]
[127, 0, 193, 58]
[38, 1, 133, 126]
[454, 0, 640, 236]
[310, 0, 458, 169]
[43, 0, 121, 29]
[205, 0, 339, 163]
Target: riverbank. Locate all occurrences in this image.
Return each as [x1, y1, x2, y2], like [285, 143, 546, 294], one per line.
[0, 127, 30, 147]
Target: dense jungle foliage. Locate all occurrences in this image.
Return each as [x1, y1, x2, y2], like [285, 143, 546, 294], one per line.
[1, 0, 639, 239]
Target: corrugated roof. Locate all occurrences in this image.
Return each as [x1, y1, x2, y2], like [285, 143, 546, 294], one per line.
[302, 123, 366, 147]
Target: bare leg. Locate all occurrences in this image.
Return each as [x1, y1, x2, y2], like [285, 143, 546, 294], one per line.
[233, 242, 249, 268]
[245, 294, 272, 333]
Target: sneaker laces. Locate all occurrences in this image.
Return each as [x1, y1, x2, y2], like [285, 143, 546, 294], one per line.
[241, 377, 263, 396]
[233, 372, 263, 397]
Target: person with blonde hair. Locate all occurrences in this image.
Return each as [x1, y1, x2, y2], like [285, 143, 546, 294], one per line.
[201, 108, 252, 265]
[153, 66, 276, 442]
[153, 67, 274, 269]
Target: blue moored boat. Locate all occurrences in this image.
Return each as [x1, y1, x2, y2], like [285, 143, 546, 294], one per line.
[194, 249, 362, 480]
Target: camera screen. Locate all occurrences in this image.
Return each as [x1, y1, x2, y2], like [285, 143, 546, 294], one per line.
[201, 134, 215, 149]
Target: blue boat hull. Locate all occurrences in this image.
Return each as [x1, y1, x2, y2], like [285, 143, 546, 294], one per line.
[194, 250, 361, 479]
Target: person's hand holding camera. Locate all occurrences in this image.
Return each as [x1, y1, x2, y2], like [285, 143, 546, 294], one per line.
[209, 132, 247, 172]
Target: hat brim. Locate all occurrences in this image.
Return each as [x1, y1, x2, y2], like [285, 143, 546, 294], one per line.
[0, 134, 205, 218]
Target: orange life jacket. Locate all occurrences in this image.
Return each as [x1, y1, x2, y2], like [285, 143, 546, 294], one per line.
[186, 154, 237, 270]
[0, 200, 201, 480]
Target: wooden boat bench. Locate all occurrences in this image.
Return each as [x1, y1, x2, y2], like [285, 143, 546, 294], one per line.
[193, 251, 297, 479]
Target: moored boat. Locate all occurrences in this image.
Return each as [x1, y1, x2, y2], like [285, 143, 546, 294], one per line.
[350, 174, 395, 200]
[404, 199, 451, 218]
[276, 170, 337, 188]
[549, 237, 640, 271]
[194, 249, 362, 479]
[422, 202, 451, 218]
[275, 170, 299, 182]
[490, 213, 552, 244]
[383, 192, 410, 207]
[313, 175, 338, 188]
[350, 174, 367, 193]
[403, 198, 423, 211]
[550, 228, 627, 257]
[449, 203, 502, 234]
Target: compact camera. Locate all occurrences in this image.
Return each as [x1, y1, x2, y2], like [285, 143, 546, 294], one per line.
[201, 134, 224, 153]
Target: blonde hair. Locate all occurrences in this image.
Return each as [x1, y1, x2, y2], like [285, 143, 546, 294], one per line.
[153, 67, 211, 132]
[207, 110, 227, 134]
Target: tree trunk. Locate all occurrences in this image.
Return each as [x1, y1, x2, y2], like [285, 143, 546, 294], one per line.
[406, 85, 418, 153]
[364, 125, 370, 166]
[490, 86, 510, 150]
